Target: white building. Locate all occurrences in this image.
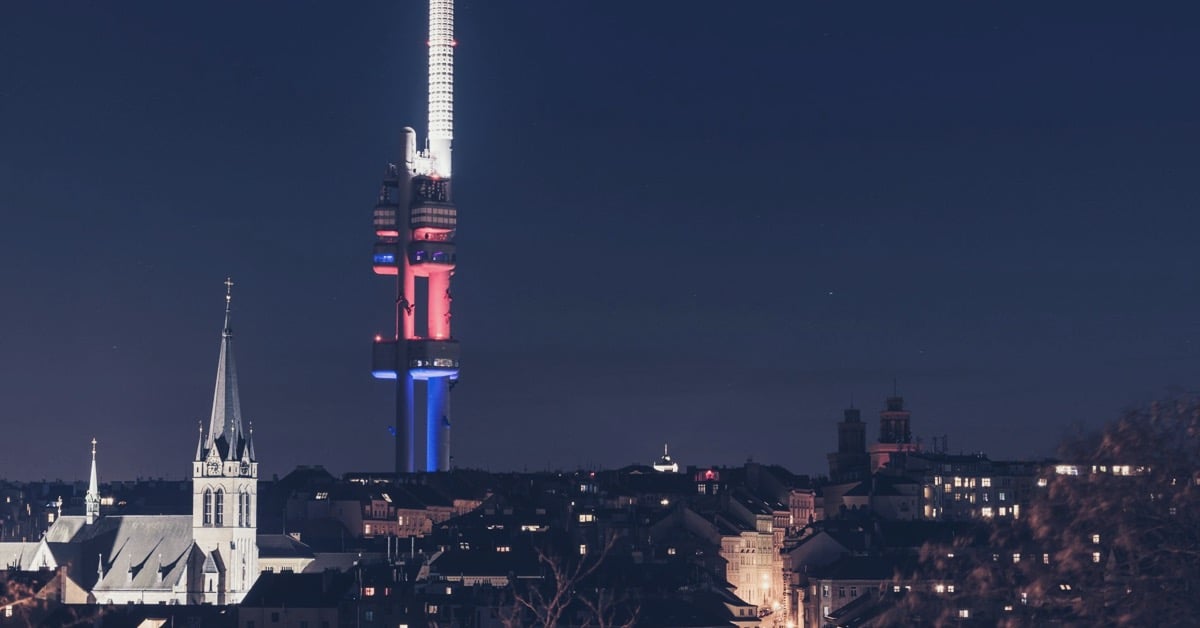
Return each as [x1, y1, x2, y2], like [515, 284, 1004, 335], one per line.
[0, 280, 262, 605]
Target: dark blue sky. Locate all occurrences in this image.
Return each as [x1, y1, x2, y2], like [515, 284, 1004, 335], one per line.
[2, 2, 1199, 481]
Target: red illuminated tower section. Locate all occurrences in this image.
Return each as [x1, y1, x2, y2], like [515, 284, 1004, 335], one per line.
[371, 0, 459, 474]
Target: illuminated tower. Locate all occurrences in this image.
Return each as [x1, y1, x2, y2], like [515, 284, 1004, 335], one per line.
[371, 0, 460, 474]
[868, 395, 919, 472]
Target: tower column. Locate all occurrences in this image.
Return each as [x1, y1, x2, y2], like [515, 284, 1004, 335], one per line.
[426, 376, 450, 471]
[427, 270, 451, 340]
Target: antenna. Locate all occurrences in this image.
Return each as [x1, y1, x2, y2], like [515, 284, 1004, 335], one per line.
[427, 0, 455, 177]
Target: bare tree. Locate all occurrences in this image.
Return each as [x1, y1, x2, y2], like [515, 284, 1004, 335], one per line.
[500, 536, 637, 628]
[881, 395, 1200, 626]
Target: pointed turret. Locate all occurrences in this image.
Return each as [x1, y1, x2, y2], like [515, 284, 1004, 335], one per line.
[85, 438, 100, 525]
[194, 422, 204, 462]
[204, 278, 252, 462]
[244, 424, 256, 463]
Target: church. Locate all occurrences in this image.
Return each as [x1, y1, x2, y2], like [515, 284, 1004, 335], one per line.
[1, 280, 262, 605]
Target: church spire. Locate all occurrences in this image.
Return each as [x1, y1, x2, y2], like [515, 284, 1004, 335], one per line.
[204, 278, 249, 461]
[85, 438, 100, 524]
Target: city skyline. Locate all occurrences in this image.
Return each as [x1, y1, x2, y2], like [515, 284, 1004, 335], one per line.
[3, 2, 1200, 480]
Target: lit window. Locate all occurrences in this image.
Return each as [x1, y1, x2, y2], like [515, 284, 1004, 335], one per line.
[999, 492, 1007, 501]
[496, 546, 510, 553]
[947, 585, 956, 593]
[1092, 552, 1101, 563]
[981, 507, 993, 518]
[981, 477, 992, 487]
[363, 587, 375, 597]
[1012, 553, 1021, 563]
[1037, 478, 1048, 487]
[667, 547, 676, 556]
[958, 609, 970, 619]
[1092, 534, 1101, 544]
[935, 584, 945, 593]
[954, 477, 962, 487]
[1043, 553, 1050, 564]
[578, 513, 594, 523]
[579, 544, 587, 555]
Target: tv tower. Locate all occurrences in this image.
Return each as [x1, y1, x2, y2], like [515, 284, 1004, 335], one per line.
[371, 0, 460, 474]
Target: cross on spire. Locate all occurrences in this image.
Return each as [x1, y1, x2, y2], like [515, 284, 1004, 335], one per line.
[223, 277, 234, 335]
[91, 437, 97, 460]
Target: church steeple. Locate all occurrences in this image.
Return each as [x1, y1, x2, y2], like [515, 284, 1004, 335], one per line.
[85, 438, 100, 524]
[191, 278, 260, 605]
[203, 278, 252, 462]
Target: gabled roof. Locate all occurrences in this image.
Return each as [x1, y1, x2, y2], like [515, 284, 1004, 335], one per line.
[0, 542, 41, 570]
[256, 534, 315, 559]
[241, 571, 355, 608]
[428, 548, 541, 579]
[809, 555, 918, 581]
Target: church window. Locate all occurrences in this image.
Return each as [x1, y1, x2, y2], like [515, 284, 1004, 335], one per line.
[203, 489, 213, 526]
[215, 489, 225, 527]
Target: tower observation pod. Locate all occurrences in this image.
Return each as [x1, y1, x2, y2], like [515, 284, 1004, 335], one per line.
[371, 0, 460, 474]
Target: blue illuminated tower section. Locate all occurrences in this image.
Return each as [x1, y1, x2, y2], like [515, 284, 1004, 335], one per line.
[371, 0, 459, 474]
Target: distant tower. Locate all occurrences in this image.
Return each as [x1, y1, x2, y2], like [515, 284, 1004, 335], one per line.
[827, 408, 870, 483]
[868, 395, 919, 471]
[85, 438, 100, 525]
[371, 0, 461, 474]
[191, 278, 259, 604]
[653, 444, 679, 473]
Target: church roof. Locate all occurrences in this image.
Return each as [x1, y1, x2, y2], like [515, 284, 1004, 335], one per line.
[44, 514, 195, 593]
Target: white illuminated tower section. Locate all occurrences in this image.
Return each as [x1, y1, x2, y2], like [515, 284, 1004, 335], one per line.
[372, 0, 460, 474]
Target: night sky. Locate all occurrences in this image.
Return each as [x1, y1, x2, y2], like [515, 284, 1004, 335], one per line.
[3, 2, 1200, 481]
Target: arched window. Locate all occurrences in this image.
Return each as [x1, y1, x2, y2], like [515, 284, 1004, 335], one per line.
[203, 489, 213, 526]
[243, 492, 252, 527]
[236, 490, 243, 527]
[215, 489, 225, 527]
